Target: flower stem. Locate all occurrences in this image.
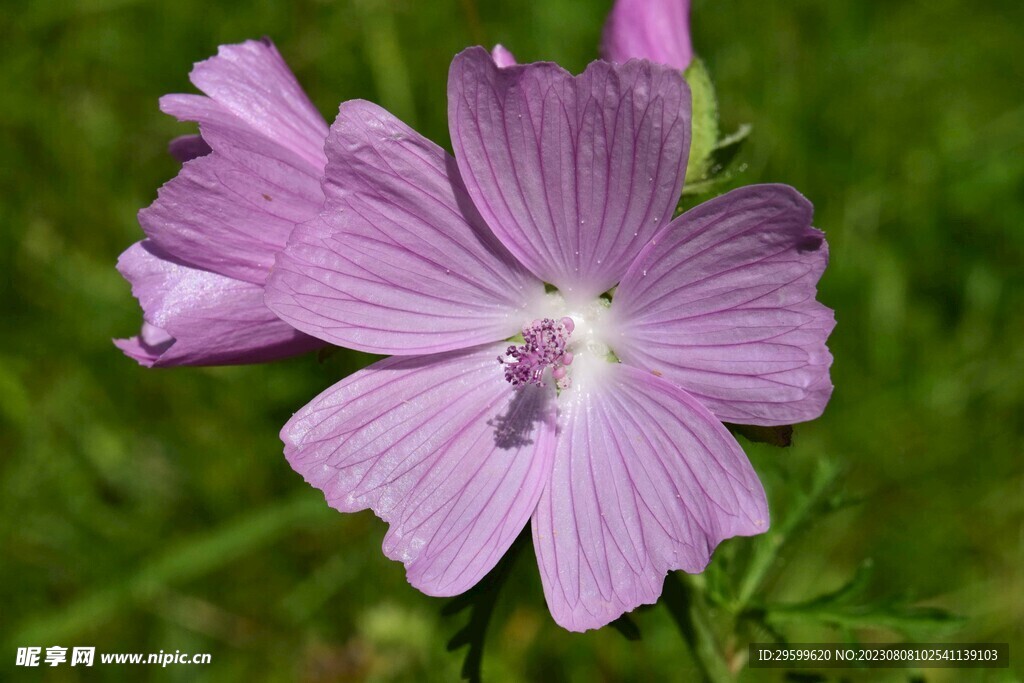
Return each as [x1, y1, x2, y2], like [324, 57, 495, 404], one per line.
[735, 460, 841, 611]
[663, 572, 734, 683]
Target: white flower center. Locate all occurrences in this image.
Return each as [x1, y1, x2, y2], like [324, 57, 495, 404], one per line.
[499, 292, 615, 392]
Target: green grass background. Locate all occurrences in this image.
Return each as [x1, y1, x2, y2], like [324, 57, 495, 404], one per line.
[1, 0, 1021, 680]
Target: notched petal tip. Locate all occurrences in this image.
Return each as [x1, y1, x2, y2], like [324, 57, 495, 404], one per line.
[448, 46, 692, 298]
[612, 183, 835, 427]
[533, 363, 767, 632]
[197, 37, 282, 79]
[281, 346, 557, 598]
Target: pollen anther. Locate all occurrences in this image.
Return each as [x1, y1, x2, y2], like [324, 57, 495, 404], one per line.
[498, 317, 574, 390]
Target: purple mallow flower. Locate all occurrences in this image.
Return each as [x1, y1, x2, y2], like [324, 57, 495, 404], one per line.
[603, 0, 693, 70]
[115, 39, 327, 366]
[264, 47, 834, 631]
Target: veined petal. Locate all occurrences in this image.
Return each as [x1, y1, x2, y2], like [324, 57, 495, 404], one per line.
[532, 362, 768, 632]
[611, 185, 835, 426]
[115, 241, 321, 367]
[140, 151, 325, 284]
[602, 0, 694, 71]
[183, 38, 327, 171]
[449, 47, 691, 302]
[143, 39, 328, 284]
[266, 100, 544, 355]
[283, 344, 557, 596]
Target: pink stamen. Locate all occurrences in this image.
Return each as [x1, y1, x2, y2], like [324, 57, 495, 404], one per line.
[498, 317, 574, 390]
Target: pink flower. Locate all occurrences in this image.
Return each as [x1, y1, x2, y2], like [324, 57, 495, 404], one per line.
[264, 48, 834, 631]
[603, 0, 694, 70]
[490, 44, 518, 68]
[115, 39, 327, 366]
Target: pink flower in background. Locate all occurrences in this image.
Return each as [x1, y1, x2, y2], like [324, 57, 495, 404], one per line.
[490, 44, 518, 68]
[115, 39, 326, 366]
[264, 47, 833, 631]
[603, 0, 693, 70]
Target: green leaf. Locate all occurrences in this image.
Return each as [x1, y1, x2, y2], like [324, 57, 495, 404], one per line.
[444, 528, 529, 683]
[756, 561, 965, 638]
[662, 573, 735, 683]
[679, 123, 753, 199]
[733, 460, 847, 611]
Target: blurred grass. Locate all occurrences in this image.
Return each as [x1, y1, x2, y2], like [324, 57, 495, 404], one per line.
[0, 0, 1021, 680]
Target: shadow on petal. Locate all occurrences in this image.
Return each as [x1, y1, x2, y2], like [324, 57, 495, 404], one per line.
[489, 385, 554, 450]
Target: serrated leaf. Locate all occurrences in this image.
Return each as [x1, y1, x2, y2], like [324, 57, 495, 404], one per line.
[443, 528, 529, 683]
[797, 560, 875, 609]
[767, 602, 964, 638]
[757, 562, 964, 638]
[733, 461, 846, 610]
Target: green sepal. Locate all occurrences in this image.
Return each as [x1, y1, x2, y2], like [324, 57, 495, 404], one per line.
[683, 58, 720, 184]
[681, 123, 752, 195]
[677, 59, 753, 204]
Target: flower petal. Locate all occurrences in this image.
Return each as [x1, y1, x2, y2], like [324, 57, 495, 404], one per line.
[283, 344, 557, 596]
[182, 38, 327, 171]
[490, 44, 518, 68]
[602, 0, 694, 71]
[167, 134, 211, 163]
[113, 323, 175, 367]
[611, 185, 835, 426]
[449, 47, 691, 301]
[266, 100, 544, 355]
[140, 151, 326, 284]
[142, 39, 328, 284]
[116, 241, 321, 366]
[532, 362, 768, 632]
